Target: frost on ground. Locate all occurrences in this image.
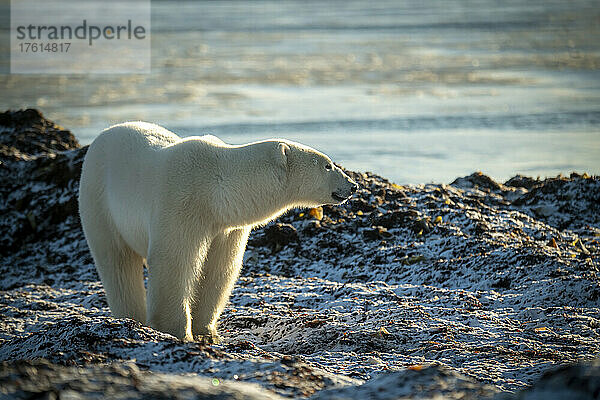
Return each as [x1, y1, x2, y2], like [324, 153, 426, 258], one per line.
[0, 109, 599, 399]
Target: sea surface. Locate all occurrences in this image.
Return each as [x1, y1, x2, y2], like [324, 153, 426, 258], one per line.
[1, 0, 599, 183]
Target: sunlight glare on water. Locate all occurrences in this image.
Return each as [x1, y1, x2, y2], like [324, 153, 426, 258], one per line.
[1, 0, 599, 183]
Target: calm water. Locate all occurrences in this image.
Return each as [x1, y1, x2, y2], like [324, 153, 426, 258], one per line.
[1, 0, 599, 183]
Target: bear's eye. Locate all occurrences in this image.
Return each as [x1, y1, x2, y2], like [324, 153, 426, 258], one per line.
[325, 163, 333, 171]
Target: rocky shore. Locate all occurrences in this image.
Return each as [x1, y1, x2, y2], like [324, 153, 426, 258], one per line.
[0, 109, 598, 399]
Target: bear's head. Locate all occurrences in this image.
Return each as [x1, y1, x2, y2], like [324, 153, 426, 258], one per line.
[276, 140, 358, 207]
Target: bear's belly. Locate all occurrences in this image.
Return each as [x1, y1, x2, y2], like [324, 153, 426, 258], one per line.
[111, 206, 150, 258]
[105, 179, 152, 259]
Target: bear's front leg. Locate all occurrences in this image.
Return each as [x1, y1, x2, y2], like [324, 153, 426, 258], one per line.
[146, 238, 210, 342]
[191, 227, 250, 343]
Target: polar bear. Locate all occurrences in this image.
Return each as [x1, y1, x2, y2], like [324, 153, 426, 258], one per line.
[78, 122, 357, 342]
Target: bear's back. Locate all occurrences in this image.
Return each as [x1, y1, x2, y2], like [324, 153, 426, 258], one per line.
[101, 121, 180, 150]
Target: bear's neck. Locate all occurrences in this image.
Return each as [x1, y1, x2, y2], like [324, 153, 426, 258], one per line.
[210, 145, 291, 229]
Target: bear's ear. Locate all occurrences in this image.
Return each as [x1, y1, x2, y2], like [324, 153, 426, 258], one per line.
[277, 142, 290, 167]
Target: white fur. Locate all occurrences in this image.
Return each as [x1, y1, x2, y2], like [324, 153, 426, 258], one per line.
[78, 121, 356, 342]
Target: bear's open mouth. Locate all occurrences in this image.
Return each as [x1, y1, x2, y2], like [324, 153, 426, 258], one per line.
[331, 192, 347, 202]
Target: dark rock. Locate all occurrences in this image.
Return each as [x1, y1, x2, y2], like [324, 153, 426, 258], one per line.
[385, 187, 408, 202]
[0, 109, 79, 163]
[511, 174, 600, 231]
[249, 223, 299, 249]
[451, 171, 506, 192]
[505, 174, 541, 190]
[0, 359, 284, 400]
[492, 276, 511, 289]
[363, 226, 393, 240]
[322, 204, 350, 220]
[0, 110, 87, 256]
[32, 147, 88, 188]
[373, 210, 419, 229]
[513, 359, 600, 400]
[350, 198, 378, 213]
[474, 222, 489, 236]
[314, 364, 498, 400]
[302, 220, 325, 235]
[412, 218, 432, 234]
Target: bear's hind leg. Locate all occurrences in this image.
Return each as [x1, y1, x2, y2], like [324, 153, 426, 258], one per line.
[85, 224, 147, 324]
[191, 227, 251, 343]
[100, 243, 147, 323]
